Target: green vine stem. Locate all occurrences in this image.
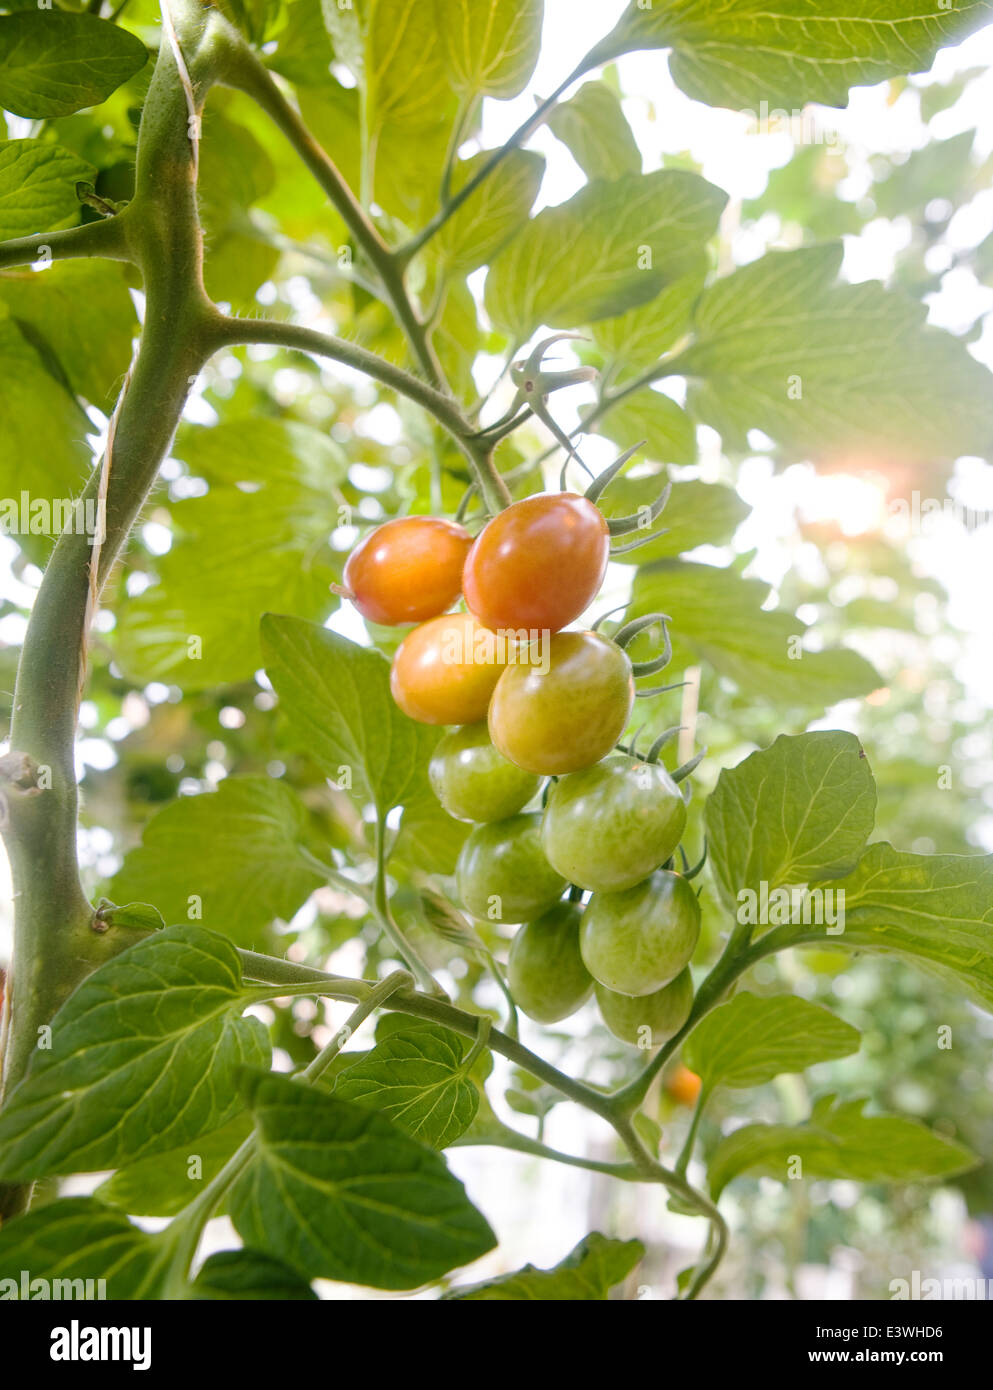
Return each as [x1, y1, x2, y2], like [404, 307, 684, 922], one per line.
[0, 0, 224, 1216]
[206, 315, 511, 512]
[235, 945, 730, 1297]
[304, 970, 414, 1082]
[216, 38, 445, 388]
[0, 216, 131, 272]
[398, 61, 592, 265]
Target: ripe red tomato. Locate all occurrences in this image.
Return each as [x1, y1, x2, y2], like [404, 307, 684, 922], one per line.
[343, 516, 472, 626]
[463, 493, 609, 634]
[390, 612, 507, 725]
[488, 630, 634, 775]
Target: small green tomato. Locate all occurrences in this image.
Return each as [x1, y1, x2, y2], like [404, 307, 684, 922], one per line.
[580, 870, 700, 996]
[595, 968, 694, 1047]
[429, 723, 541, 823]
[456, 813, 566, 924]
[507, 902, 593, 1024]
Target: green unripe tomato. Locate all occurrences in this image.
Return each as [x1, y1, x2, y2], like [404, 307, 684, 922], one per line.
[595, 968, 693, 1047]
[507, 902, 593, 1024]
[580, 870, 700, 996]
[429, 723, 541, 823]
[456, 813, 567, 924]
[541, 755, 687, 892]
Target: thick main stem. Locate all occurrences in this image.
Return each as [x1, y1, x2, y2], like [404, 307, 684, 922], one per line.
[0, 0, 223, 1217]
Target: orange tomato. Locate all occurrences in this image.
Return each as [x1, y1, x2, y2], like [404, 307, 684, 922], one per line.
[665, 1064, 702, 1107]
[463, 493, 609, 634]
[343, 516, 472, 626]
[390, 612, 508, 725]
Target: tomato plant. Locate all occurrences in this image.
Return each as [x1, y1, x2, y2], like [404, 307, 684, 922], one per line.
[580, 870, 701, 997]
[506, 901, 592, 1024]
[1, 0, 991, 1328]
[455, 812, 566, 924]
[595, 969, 694, 1047]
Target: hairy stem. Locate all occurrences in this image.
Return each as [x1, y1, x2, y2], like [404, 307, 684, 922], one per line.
[304, 970, 413, 1082]
[218, 45, 443, 386]
[0, 217, 132, 272]
[206, 314, 470, 444]
[0, 0, 225, 1218]
[400, 63, 589, 264]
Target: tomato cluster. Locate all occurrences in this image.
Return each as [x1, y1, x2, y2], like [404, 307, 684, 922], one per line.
[342, 493, 700, 1045]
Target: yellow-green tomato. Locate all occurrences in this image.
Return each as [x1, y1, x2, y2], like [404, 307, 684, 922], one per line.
[541, 755, 687, 892]
[580, 870, 700, 996]
[456, 813, 566, 924]
[595, 968, 693, 1047]
[488, 631, 634, 776]
[506, 902, 593, 1024]
[429, 723, 541, 823]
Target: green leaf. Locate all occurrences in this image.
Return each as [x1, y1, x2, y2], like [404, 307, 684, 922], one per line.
[595, 387, 697, 465]
[394, 793, 470, 876]
[0, 13, 148, 118]
[795, 842, 993, 1013]
[591, 271, 703, 374]
[590, 1, 993, 109]
[267, 0, 335, 87]
[0, 1199, 161, 1300]
[708, 1095, 978, 1199]
[110, 777, 324, 947]
[485, 170, 726, 338]
[0, 925, 269, 1181]
[367, 0, 453, 133]
[434, 149, 544, 274]
[743, 145, 864, 242]
[0, 139, 93, 240]
[96, 900, 165, 932]
[598, 476, 748, 564]
[548, 81, 641, 181]
[190, 1249, 317, 1301]
[334, 1025, 479, 1148]
[0, 261, 136, 411]
[871, 130, 979, 221]
[96, 1114, 253, 1218]
[115, 419, 344, 688]
[631, 562, 882, 711]
[430, 275, 486, 402]
[705, 731, 878, 912]
[445, 1232, 643, 1300]
[440, 0, 543, 100]
[0, 315, 89, 553]
[678, 244, 993, 467]
[261, 613, 441, 820]
[684, 993, 860, 1092]
[228, 1071, 496, 1289]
